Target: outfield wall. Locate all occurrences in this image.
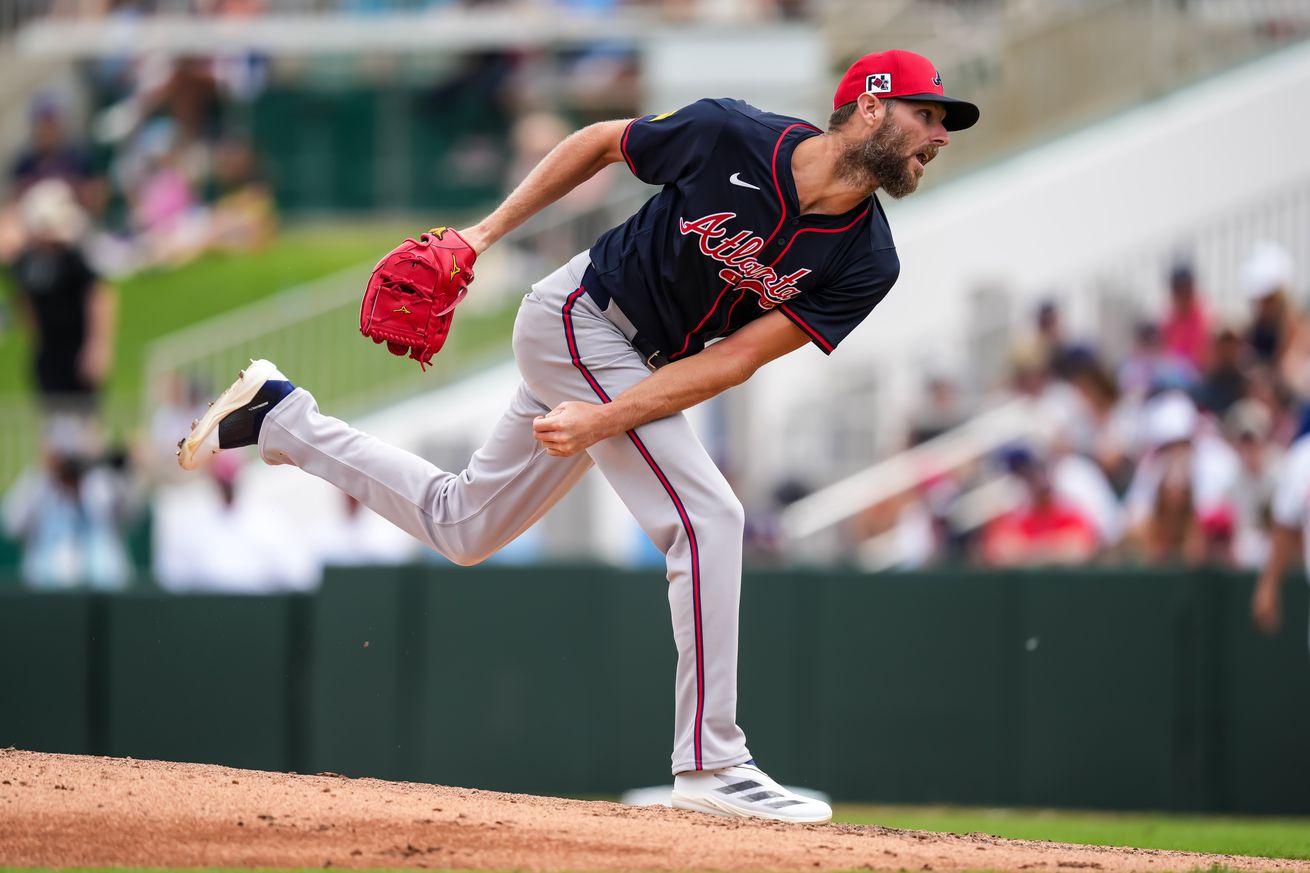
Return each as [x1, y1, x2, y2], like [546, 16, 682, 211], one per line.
[1, 567, 1307, 814]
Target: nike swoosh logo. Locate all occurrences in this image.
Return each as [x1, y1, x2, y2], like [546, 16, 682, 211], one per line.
[729, 173, 761, 191]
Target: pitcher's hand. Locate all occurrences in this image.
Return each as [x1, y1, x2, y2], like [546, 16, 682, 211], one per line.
[533, 401, 614, 457]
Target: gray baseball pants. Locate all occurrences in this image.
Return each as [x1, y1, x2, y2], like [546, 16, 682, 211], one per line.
[258, 251, 752, 774]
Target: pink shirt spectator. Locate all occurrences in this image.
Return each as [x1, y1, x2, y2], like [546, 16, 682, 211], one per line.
[1161, 302, 1210, 370]
[136, 164, 195, 232]
[1161, 263, 1211, 370]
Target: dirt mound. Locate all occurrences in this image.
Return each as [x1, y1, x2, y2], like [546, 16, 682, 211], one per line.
[0, 749, 1302, 872]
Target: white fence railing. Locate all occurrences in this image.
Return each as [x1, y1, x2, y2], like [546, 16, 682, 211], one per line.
[777, 397, 1052, 558]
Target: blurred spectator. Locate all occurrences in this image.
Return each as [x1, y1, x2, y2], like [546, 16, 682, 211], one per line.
[979, 447, 1099, 567]
[888, 491, 938, 569]
[1159, 260, 1211, 371]
[206, 138, 276, 253]
[153, 452, 318, 593]
[851, 467, 961, 569]
[743, 477, 810, 564]
[7, 180, 117, 419]
[1242, 241, 1297, 368]
[1123, 391, 1239, 566]
[143, 370, 210, 484]
[1134, 445, 1210, 565]
[906, 373, 967, 446]
[1117, 320, 1199, 400]
[9, 93, 97, 198]
[1048, 439, 1123, 548]
[1055, 347, 1135, 487]
[1195, 326, 1249, 417]
[1033, 297, 1074, 373]
[1253, 421, 1310, 637]
[1225, 398, 1281, 569]
[2, 416, 133, 591]
[153, 56, 224, 145]
[110, 121, 273, 269]
[908, 468, 969, 565]
[1, 94, 105, 264]
[315, 492, 419, 568]
[201, 0, 267, 14]
[124, 119, 209, 266]
[1007, 337, 1062, 409]
[1258, 244, 1310, 401]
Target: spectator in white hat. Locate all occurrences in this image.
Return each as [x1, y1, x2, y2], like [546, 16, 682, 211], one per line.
[1242, 241, 1297, 369]
[1224, 399, 1282, 569]
[7, 179, 117, 421]
[1123, 390, 1241, 565]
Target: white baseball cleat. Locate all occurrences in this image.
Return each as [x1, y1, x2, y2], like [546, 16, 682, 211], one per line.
[671, 761, 832, 823]
[176, 359, 295, 471]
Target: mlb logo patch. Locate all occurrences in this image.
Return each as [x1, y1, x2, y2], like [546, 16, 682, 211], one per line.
[866, 73, 892, 94]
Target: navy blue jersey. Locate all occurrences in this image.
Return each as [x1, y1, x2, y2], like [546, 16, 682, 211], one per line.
[587, 98, 900, 360]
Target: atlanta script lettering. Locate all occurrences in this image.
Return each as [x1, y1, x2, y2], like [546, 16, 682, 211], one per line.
[678, 212, 811, 309]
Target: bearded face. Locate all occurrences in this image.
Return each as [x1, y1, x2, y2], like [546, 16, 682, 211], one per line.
[836, 104, 938, 199]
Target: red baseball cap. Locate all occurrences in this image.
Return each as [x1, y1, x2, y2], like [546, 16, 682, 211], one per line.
[833, 50, 980, 132]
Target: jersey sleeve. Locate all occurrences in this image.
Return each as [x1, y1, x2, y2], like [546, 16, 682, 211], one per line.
[620, 99, 730, 186]
[777, 248, 899, 353]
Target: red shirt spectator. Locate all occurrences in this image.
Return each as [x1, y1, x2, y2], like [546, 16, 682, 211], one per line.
[980, 453, 1099, 566]
[981, 504, 1099, 567]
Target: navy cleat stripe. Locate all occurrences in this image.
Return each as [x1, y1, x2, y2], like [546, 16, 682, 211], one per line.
[218, 379, 295, 449]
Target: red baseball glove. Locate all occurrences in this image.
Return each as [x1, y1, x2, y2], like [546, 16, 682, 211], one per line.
[360, 226, 476, 369]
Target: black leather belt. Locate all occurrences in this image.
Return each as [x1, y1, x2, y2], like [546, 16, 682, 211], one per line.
[632, 333, 669, 370]
[597, 292, 669, 370]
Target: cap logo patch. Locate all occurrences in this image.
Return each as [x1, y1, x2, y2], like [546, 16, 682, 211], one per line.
[932, 71, 942, 86]
[866, 73, 892, 94]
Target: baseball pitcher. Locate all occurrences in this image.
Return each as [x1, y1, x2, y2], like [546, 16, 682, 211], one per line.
[178, 50, 979, 823]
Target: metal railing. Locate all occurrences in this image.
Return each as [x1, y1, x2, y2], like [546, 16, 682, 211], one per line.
[777, 397, 1050, 553]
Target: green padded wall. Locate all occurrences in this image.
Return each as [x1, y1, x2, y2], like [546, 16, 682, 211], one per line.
[0, 591, 96, 754]
[101, 594, 305, 772]
[3, 567, 1309, 812]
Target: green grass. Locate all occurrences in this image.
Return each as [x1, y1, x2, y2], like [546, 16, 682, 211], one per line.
[834, 804, 1310, 860]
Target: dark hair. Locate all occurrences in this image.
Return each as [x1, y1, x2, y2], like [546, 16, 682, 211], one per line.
[828, 97, 895, 131]
[828, 101, 858, 130]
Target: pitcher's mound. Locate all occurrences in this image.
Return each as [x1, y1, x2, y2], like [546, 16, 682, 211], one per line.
[0, 748, 1302, 872]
